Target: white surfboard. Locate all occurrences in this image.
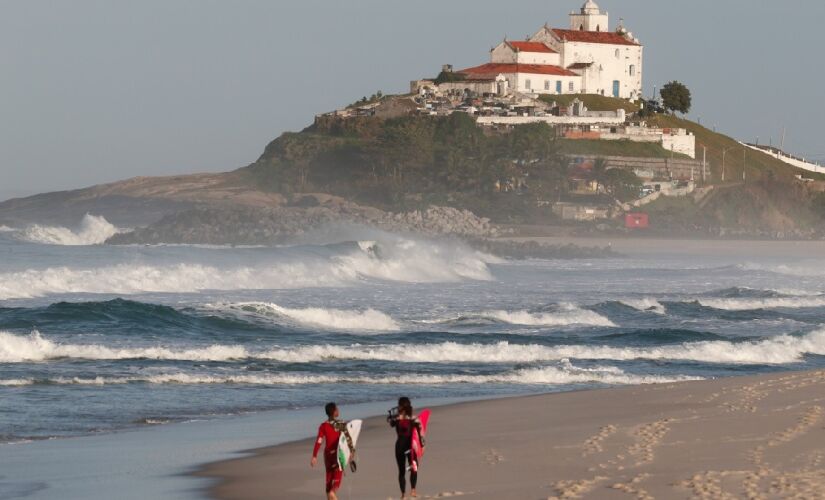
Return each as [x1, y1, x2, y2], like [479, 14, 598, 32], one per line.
[337, 419, 362, 471]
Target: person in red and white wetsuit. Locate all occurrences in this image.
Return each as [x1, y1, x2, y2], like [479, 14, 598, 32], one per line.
[311, 402, 343, 500]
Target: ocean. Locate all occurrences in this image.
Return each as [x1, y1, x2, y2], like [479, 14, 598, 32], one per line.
[2, 217, 825, 496]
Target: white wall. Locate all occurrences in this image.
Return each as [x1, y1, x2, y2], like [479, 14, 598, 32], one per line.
[531, 28, 644, 100]
[744, 144, 825, 174]
[490, 43, 517, 64]
[491, 43, 560, 66]
[477, 115, 625, 126]
[559, 41, 643, 99]
[515, 73, 580, 94]
[662, 134, 696, 159]
[516, 51, 561, 65]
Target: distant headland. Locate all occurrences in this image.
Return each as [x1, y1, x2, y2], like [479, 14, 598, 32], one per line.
[2, 0, 824, 243]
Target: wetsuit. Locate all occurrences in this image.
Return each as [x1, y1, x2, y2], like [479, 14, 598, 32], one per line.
[312, 420, 342, 493]
[389, 415, 422, 495]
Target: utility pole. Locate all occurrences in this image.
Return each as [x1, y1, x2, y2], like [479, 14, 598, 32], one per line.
[743, 147, 747, 181]
[781, 127, 787, 150]
[721, 147, 732, 182]
[702, 145, 707, 183]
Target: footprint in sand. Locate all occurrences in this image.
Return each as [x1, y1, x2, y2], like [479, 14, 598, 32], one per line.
[582, 425, 617, 456]
[611, 473, 653, 500]
[423, 491, 468, 498]
[482, 448, 504, 465]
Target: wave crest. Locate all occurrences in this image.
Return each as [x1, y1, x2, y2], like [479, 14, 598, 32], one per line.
[619, 299, 666, 315]
[216, 302, 400, 332]
[19, 214, 120, 245]
[7, 329, 825, 365]
[0, 365, 697, 387]
[0, 236, 494, 299]
[478, 306, 615, 327]
[698, 296, 825, 311]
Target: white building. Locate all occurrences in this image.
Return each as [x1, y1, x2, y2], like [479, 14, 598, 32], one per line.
[457, 1, 643, 99]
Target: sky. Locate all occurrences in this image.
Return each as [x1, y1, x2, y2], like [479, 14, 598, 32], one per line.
[1, 0, 824, 201]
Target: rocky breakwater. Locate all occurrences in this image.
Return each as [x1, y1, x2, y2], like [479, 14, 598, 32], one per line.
[106, 197, 498, 246]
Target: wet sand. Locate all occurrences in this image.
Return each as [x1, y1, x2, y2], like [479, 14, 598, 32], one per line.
[197, 369, 825, 499]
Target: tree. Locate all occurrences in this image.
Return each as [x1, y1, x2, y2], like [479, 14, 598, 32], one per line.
[660, 81, 692, 115]
[602, 168, 644, 202]
[592, 158, 608, 193]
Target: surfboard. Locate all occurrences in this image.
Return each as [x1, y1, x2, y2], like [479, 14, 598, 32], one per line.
[337, 419, 362, 472]
[409, 409, 430, 473]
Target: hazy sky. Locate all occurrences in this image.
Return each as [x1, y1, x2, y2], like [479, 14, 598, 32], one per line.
[2, 0, 824, 201]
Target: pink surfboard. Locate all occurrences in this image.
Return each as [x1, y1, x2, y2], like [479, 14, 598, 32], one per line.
[410, 409, 430, 472]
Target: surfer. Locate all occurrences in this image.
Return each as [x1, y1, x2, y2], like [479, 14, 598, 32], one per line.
[311, 402, 344, 500]
[387, 396, 423, 498]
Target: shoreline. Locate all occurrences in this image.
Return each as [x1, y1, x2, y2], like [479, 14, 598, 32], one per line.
[196, 369, 825, 499]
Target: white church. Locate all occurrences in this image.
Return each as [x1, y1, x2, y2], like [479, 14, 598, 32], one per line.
[457, 0, 643, 100]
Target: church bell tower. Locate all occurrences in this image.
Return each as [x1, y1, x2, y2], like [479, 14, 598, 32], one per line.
[569, 0, 609, 32]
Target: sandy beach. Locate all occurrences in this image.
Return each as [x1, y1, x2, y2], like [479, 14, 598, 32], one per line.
[198, 370, 825, 499]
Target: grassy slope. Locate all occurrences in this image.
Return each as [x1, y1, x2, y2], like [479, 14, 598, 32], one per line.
[646, 114, 824, 182]
[539, 94, 640, 112]
[558, 139, 690, 159]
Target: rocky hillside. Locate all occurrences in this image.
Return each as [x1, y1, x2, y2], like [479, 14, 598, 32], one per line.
[2, 106, 824, 240]
[106, 198, 498, 245]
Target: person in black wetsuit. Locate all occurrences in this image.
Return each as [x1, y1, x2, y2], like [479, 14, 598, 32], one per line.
[387, 396, 423, 499]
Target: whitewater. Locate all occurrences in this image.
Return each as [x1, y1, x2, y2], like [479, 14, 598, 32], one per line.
[3, 229, 825, 442]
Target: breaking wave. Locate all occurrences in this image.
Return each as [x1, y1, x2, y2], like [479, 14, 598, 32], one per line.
[618, 298, 666, 315]
[739, 263, 825, 278]
[0, 365, 697, 387]
[19, 214, 120, 246]
[214, 302, 400, 332]
[435, 305, 616, 328]
[0, 237, 494, 299]
[698, 296, 825, 311]
[332, 236, 496, 283]
[0, 225, 16, 233]
[483, 307, 616, 327]
[7, 329, 825, 365]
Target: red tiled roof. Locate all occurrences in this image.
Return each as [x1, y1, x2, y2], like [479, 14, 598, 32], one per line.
[508, 41, 557, 54]
[459, 63, 578, 77]
[552, 29, 639, 46]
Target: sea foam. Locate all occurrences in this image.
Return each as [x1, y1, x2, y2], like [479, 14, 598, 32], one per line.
[0, 236, 494, 299]
[19, 214, 120, 246]
[698, 296, 825, 311]
[0, 364, 698, 387]
[481, 307, 616, 327]
[6, 329, 825, 365]
[216, 302, 401, 332]
[619, 298, 666, 315]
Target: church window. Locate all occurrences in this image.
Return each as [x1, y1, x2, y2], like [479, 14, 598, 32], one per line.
[596, 25, 601, 32]
[544, 80, 550, 90]
[568, 81, 575, 92]
[579, 24, 584, 31]
[525, 79, 532, 90]
[629, 65, 636, 76]
[615, 49, 620, 58]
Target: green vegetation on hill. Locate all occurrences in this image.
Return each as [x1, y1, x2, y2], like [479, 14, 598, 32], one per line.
[646, 114, 824, 182]
[539, 94, 640, 113]
[558, 139, 689, 159]
[240, 113, 572, 222]
[234, 102, 825, 232]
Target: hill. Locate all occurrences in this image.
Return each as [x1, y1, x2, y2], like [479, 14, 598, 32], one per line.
[2, 100, 824, 239]
[645, 114, 824, 182]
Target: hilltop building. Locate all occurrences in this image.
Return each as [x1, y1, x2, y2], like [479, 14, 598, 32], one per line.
[457, 0, 643, 99]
